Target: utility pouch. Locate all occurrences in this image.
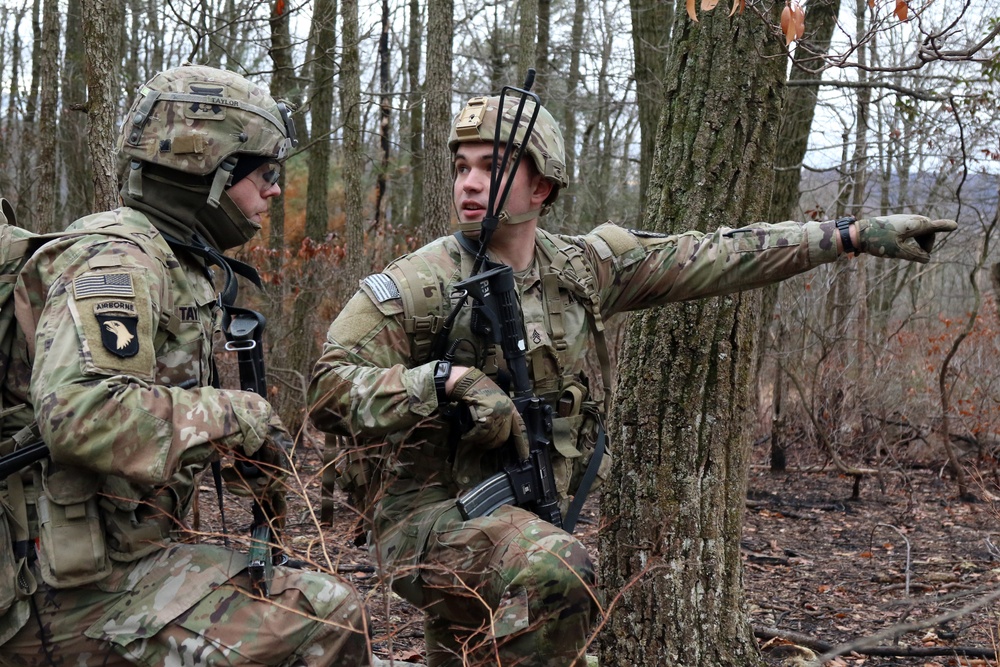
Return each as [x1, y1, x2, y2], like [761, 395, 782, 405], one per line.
[2, 472, 36, 610]
[35, 465, 112, 588]
[0, 494, 18, 612]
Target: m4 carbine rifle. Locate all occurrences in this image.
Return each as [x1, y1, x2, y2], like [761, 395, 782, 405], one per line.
[453, 265, 563, 530]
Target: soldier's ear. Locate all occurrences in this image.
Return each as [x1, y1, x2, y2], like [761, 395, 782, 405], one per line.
[530, 174, 553, 206]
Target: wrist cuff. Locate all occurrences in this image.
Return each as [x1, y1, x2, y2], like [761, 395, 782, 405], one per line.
[836, 216, 858, 255]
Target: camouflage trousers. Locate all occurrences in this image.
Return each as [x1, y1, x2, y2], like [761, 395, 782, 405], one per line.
[372, 487, 597, 667]
[0, 543, 371, 666]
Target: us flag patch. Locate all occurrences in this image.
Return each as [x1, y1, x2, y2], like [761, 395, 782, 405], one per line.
[73, 272, 135, 299]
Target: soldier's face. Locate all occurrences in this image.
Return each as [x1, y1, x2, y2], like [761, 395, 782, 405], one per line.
[227, 162, 281, 223]
[453, 142, 550, 227]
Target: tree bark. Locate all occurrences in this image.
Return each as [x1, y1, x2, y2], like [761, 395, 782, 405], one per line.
[629, 0, 672, 213]
[534, 0, 550, 97]
[762, 0, 841, 465]
[560, 0, 585, 226]
[600, 5, 786, 665]
[517, 0, 537, 77]
[341, 0, 364, 283]
[18, 0, 43, 230]
[405, 0, 424, 232]
[35, 0, 60, 233]
[420, 0, 452, 242]
[83, 0, 124, 212]
[60, 0, 90, 223]
[304, 0, 336, 243]
[768, 0, 841, 222]
[2, 7, 25, 201]
[372, 0, 391, 235]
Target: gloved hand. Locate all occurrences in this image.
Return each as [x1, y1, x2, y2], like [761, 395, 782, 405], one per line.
[452, 367, 526, 450]
[223, 413, 292, 499]
[856, 215, 957, 264]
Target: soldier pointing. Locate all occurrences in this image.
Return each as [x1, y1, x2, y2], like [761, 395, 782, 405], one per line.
[308, 91, 956, 666]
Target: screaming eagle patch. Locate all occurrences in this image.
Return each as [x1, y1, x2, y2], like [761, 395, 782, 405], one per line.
[68, 267, 155, 380]
[94, 301, 140, 358]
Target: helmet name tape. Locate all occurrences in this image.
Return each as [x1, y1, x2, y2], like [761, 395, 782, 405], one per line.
[185, 81, 229, 120]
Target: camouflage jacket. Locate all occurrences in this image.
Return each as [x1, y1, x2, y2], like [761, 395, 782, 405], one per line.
[308, 220, 843, 506]
[4, 208, 275, 560]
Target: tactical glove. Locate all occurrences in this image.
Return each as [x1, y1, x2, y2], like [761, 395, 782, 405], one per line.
[452, 367, 524, 450]
[223, 412, 292, 498]
[856, 215, 957, 264]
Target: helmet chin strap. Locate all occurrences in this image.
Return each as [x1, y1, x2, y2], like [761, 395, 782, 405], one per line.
[457, 205, 542, 234]
[207, 157, 238, 207]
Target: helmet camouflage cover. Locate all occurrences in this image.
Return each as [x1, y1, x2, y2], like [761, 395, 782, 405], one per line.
[448, 95, 568, 200]
[116, 64, 296, 178]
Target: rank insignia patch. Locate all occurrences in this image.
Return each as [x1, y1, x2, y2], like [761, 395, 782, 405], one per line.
[94, 301, 140, 358]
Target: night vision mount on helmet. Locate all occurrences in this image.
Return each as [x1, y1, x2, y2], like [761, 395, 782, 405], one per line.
[116, 64, 298, 207]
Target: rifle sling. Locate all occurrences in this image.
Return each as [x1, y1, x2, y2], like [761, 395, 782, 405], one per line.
[562, 424, 605, 534]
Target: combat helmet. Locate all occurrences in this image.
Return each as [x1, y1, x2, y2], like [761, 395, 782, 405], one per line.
[449, 95, 567, 224]
[117, 64, 297, 207]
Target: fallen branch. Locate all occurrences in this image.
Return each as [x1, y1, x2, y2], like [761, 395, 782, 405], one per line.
[755, 626, 1000, 659]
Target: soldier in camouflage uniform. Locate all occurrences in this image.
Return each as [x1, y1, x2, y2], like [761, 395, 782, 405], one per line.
[0, 65, 372, 665]
[307, 95, 956, 666]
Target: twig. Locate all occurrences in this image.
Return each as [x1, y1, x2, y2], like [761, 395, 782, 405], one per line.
[815, 585, 1000, 663]
[871, 523, 912, 596]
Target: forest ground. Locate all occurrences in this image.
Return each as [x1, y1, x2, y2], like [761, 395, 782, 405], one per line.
[206, 435, 1000, 666]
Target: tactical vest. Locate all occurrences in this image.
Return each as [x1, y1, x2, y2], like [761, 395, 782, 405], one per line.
[342, 228, 626, 512]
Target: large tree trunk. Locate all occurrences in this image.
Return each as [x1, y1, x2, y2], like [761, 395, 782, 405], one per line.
[372, 0, 391, 238]
[768, 0, 841, 222]
[82, 0, 124, 212]
[2, 7, 26, 200]
[534, 0, 550, 97]
[420, 0, 452, 242]
[762, 0, 841, 466]
[600, 6, 785, 666]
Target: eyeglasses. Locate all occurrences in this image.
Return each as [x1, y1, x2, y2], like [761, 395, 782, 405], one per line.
[260, 163, 280, 186]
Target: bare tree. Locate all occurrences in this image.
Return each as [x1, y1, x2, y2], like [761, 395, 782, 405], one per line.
[83, 0, 125, 211]
[35, 0, 60, 233]
[629, 0, 671, 211]
[304, 0, 337, 243]
[421, 0, 453, 242]
[405, 0, 424, 232]
[341, 0, 364, 282]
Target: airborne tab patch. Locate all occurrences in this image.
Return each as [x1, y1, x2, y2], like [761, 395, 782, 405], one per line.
[94, 301, 140, 358]
[74, 272, 135, 299]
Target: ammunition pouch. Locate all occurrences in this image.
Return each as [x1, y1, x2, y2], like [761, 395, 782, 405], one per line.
[101, 490, 175, 562]
[549, 388, 610, 510]
[35, 464, 112, 588]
